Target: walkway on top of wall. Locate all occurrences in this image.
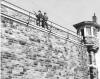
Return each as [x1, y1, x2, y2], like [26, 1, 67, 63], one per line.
[1, 0, 84, 45]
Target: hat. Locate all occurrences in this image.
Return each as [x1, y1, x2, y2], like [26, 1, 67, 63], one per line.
[38, 10, 41, 12]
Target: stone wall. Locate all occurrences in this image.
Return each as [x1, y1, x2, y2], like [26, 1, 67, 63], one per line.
[1, 16, 90, 79]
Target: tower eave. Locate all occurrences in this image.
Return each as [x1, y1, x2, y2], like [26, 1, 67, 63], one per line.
[73, 21, 100, 30]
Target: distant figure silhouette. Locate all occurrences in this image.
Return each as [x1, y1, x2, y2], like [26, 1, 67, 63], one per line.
[42, 12, 48, 29]
[35, 10, 43, 26]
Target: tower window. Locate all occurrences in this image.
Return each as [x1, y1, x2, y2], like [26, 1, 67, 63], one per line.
[93, 28, 97, 36]
[86, 27, 91, 35]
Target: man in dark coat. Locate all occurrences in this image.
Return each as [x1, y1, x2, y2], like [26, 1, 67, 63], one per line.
[42, 12, 48, 28]
[35, 10, 43, 26]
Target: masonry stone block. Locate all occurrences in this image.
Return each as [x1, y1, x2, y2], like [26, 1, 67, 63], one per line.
[1, 17, 89, 79]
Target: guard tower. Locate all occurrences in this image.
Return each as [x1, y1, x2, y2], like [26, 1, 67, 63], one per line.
[73, 13, 100, 79]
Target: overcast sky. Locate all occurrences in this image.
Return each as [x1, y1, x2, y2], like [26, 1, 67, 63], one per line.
[5, 0, 100, 78]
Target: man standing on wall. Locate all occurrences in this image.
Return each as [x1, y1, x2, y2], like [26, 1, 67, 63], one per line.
[42, 12, 48, 29]
[35, 10, 43, 26]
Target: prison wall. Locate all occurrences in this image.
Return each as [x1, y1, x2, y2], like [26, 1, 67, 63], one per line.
[1, 1, 90, 79]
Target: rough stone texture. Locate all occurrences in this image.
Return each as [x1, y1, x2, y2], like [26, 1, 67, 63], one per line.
[1, 3, 82, 43]
[1, 2, 90, 79]
[1, 16, 90, 79]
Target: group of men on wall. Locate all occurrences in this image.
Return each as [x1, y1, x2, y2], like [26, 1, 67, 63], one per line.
[35, 10, 48, 29]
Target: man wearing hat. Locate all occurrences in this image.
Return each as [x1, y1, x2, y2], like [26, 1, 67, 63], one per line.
[35, 10, 43, 26]
[42, 12, 48, 28]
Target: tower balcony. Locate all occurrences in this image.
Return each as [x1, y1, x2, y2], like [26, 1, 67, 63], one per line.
[84, 36, 99, 46]
[84, 36, 99, 53]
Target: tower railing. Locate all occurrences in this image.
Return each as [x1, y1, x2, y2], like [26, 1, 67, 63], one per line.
[1, 0, 83, 44]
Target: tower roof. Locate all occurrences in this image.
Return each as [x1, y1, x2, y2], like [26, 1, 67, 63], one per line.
[73, 21, 100, 30]
[73, 13, 100, 30]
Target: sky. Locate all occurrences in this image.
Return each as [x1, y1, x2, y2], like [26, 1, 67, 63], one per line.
[4, 0, 100, 78]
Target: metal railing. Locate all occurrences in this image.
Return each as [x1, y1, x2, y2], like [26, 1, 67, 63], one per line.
[1, 0, 83, 43]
